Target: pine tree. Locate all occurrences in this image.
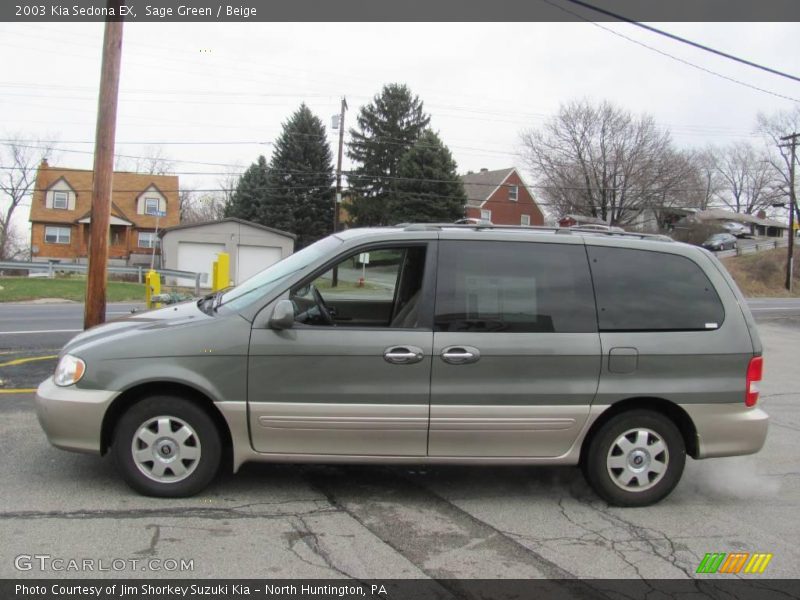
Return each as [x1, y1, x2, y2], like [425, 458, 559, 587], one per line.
[390, 130, 467, 223]
[347, 84, 430, 226]
[266, 104, 335, 247]
[224, 155, 269, 223]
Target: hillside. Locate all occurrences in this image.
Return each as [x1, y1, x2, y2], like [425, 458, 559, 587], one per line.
[721, 248, 800, 298]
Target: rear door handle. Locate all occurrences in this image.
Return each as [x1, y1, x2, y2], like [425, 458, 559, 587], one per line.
[384, 346, 424, 364]
[441, 346, 481, 365]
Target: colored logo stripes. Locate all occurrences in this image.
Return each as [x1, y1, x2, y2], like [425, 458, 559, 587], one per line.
[696, 552, 773, 574]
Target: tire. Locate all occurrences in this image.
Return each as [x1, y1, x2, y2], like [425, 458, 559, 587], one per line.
[112, 395, 222, 497]
[583, 410, 685, 507]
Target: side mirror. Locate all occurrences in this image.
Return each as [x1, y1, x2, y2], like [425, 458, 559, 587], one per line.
[268, 299, 295, 330]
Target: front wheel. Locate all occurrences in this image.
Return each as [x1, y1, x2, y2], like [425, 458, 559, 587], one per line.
[583, 410, 686, 507]
[113, 396, 222, 497]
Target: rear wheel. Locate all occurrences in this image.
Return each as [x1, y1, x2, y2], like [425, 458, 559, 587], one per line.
[583, 410, 685, 506]
[113, 396, 221, 497]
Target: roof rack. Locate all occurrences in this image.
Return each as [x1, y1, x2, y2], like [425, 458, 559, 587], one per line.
[400, 223, 673, 242]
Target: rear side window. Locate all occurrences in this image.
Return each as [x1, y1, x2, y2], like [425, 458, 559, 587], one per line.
[434, 241, 597, 333]
[587, 246, 724, 331]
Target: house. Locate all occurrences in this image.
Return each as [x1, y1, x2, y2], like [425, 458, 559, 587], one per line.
[160, 218, 295, 286]
[461, 168, 544, 226]
[681, 209, 789, 238]
[29, 160, 179, 266]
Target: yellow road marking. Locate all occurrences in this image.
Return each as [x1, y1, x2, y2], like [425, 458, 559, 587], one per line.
[0, 355, 58, 367]
[0, 389, 36, 394]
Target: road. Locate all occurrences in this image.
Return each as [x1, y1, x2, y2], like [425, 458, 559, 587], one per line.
[0, 300, 798, 581]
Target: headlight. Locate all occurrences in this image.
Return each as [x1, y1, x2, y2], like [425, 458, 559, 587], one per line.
[54, 354, 86, 387]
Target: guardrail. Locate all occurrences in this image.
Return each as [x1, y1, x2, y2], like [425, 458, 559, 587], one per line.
[0, 260, 207, 296]
[716, 237, 790, 259]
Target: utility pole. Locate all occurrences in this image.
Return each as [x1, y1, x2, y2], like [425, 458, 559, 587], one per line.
[780, 133, 798, 292]
[332, 97, 347, 288]
[84, 13, 123, 329]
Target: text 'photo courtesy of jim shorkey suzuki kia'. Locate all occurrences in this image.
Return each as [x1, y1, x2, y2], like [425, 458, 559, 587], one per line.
[35, 223, 769, 507]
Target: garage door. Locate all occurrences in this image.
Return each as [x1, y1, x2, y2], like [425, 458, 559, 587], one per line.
[237, 245, 282, 284]
[176, 242, 226, 287]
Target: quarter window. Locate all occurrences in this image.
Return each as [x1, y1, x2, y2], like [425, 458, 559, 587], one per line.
[53, 191, 68, 210]
[45, 226, 71, 244]
[587, 246, 725, 331]
[434, 241, 597, 333]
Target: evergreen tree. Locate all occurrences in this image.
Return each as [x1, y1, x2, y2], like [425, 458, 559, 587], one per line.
[347, 84, 430, 226]
[266, 104, 334, 247]
[390, 130, 467, 223]
[224, 155, 269, 223]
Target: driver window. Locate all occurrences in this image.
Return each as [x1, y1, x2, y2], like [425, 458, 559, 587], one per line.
[290, 246, 427, 329]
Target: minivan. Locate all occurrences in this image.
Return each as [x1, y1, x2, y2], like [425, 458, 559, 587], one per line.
[35, 224, 768, 506]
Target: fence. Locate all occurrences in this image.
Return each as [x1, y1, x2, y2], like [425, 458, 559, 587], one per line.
[0, 261, 206, 296]
[716, 237, 790, 259]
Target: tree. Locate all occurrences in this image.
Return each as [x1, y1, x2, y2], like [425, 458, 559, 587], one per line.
[389, 130, 466, 223]
[756, 106, 800, 222]
[115, 145, 175, 175]
[0, 135, 57, 260]
[708, 141, 780, 214]
[179, 188, 227, 224]
[225, 155, 270, 223]
[519, 99, 696, 226]
[265, 103, 334, 247]
[347, 84, 431, 226]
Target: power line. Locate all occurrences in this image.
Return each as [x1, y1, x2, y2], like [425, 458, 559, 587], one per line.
[561, 0, 800, 84]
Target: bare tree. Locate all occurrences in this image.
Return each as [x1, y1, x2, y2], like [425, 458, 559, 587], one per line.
[179, 189, 227, 224]
[708, 141, 780, 214]
[520, 99, 696, 226]
[115, 145, 175, 175]
[756, 106, 800, 221]
[0, 135, 57, 260]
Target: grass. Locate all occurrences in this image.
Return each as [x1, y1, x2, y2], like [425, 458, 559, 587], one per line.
[0, 277, 147, 303]
[721, 248, 800, 298]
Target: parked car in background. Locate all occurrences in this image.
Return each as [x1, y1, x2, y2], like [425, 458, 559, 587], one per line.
[702, 233, 737, 251]
[455, 217, 493, 225]
[571, 224, 626, 233]
[722, 221, 749, 237]
[35, 224, 767, 507]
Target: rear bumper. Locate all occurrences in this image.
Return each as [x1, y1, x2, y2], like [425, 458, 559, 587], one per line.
[683, 403, 769, 459]
[35, 377, 117, 454]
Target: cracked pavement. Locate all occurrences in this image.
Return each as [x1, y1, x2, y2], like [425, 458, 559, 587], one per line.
[0, 320, 798, 580]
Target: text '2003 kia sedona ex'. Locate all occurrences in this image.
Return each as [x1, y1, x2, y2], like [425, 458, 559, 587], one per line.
[35, 224, 768, 506]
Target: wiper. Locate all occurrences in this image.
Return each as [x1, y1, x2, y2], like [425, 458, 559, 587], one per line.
[212, 286, 235, 312]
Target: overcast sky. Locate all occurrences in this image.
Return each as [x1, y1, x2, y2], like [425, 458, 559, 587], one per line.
[2, 21, 799, 230]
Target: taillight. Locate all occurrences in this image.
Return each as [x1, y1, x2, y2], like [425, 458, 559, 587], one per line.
[745, 356, 763, 407]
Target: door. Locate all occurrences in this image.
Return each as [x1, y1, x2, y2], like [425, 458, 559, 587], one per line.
[248, 242, 436, 456]
[429, 239, 601, 458]
[237, 245, 282, 284]
[176, 242, 225, 287]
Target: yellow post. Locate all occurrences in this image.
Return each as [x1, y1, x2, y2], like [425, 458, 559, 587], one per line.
[214, 252, 230, 291]
[211, 260, 219, 291]
[145, 269, 161, 309]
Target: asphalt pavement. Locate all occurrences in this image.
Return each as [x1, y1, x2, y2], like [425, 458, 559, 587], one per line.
[0, 300, 798, 580]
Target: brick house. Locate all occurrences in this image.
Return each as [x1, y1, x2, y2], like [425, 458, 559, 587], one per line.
[461, 167, 544, 226]
[29, 161, 179, 266]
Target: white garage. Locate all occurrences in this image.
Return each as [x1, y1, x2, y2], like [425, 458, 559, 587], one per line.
[160, 218, 296, 288]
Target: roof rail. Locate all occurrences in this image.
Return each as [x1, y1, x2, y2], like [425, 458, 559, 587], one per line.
[400, 222, 673, 241]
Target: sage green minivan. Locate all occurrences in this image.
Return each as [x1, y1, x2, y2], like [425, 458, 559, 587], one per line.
[35, 224, 768, 506]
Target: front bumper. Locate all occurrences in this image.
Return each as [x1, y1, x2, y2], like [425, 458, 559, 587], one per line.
[683, 403, 769, 459]
[35, 377, 118, 454]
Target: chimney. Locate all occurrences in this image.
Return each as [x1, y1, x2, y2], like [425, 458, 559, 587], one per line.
[480, 168, 488, 173]
[40, 158, 49, 168]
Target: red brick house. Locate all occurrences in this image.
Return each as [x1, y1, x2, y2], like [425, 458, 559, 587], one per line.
[29, 161, 179, 266]
[461, 167, 544, 226]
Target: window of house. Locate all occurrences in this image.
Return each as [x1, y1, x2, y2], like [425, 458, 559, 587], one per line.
[44, 226, 71, 244]
[587, 246, 725, 331]
[434, 241, 597, 333]
[521, 214, 531, 226]
[138, 232, 159, 248]
[480, 209, 492, 221]
[508, 185, 518, 201]
[144, 198, 160, 215]
[53, 191, 69, 210]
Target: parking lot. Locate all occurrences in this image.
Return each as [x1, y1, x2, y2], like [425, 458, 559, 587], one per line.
[1, 302, 799, 580]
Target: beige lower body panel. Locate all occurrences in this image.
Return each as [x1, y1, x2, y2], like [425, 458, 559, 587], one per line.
[681, 403, 769, 458]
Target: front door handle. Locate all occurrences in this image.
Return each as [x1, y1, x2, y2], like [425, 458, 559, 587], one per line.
[384, 346, 424, 364]
[441, 346, 481, 365]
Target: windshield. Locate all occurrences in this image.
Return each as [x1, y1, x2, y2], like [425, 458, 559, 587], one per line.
[217, 235, 342, 311]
